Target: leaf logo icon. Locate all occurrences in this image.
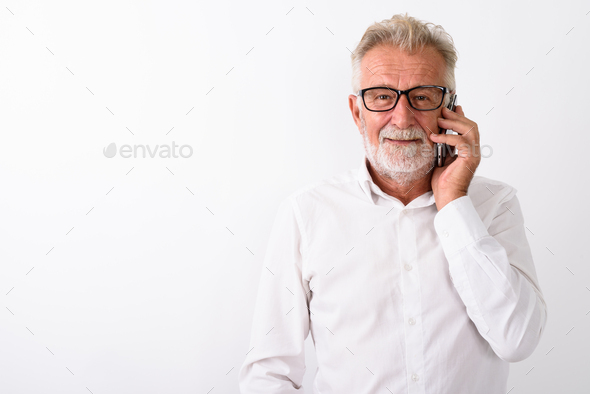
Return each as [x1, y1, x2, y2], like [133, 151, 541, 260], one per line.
[103, 143, 117, 158]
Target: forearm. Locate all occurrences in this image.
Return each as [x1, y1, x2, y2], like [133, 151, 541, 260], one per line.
[239, 198, 310, 392]
[434, 195, 547, 362]
[447, 234, 547, 362]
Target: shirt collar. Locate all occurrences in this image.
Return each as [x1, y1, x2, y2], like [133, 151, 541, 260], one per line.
[357, 153, 436, 209]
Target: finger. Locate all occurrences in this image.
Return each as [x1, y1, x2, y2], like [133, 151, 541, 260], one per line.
[442, 106, 469, 123]
[442, 106, 462, 118]
[429, 133, 473, 148]
[437, 117, 477, 138]
[429, 134, 480, 159]
[429, 133, 462, 145]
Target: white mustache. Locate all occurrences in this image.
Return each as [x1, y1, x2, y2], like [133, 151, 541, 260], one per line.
[379, 126, 426, 144]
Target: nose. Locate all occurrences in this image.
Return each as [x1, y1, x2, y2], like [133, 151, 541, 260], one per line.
[389, 94, 416, 130]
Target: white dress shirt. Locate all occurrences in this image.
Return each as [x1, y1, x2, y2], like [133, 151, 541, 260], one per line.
[239, 154, 547, 394]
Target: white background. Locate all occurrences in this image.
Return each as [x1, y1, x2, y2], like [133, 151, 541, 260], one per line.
[1, 0, 589, 393]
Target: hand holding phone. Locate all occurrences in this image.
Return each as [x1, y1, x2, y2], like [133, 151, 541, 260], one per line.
[435, 94, 457, 167]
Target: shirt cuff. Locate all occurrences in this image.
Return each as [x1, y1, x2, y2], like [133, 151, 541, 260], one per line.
[433, 195, 489, 256]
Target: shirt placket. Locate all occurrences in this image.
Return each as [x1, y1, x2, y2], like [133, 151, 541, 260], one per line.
[398, 208, 426, 394]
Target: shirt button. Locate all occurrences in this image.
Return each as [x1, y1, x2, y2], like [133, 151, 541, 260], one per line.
[442, 230, 449, 238]
[411, 373, 420, 382]
[404, 264, 413, 271]
[408, 318, 416, 325]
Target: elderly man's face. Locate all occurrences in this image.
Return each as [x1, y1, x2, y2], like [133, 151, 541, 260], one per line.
[349, 45, 448, 185]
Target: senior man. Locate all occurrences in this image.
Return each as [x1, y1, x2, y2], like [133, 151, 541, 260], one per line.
[239, 14, 547, 394]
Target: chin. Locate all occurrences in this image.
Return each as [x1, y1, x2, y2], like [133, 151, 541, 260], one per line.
[361, 121, 434, 185]
[372, 147, 434, 184]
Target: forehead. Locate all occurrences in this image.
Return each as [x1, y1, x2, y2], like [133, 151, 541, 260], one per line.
[361, 44, 446, 90]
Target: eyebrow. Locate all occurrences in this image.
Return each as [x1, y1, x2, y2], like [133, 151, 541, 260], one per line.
[365, 85, 440, 91]
[365, 85, 399, 91]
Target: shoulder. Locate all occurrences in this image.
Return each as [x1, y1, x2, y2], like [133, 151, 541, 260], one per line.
[467, 175, 521, 227]
[468, 175, 517, 204]
[285, 169, 360, 204]
[273, 169, 362, 221]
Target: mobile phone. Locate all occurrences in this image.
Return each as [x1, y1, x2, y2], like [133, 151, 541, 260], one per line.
[435, 94, 457, 167]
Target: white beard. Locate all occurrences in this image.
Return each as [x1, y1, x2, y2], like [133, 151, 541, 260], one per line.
[361, 115, 435, 186]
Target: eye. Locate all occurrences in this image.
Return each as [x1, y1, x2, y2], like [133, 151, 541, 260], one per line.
[376, 95, 393, 100]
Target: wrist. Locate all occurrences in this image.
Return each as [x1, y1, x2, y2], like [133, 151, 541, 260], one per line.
[435, 192, 467, 211]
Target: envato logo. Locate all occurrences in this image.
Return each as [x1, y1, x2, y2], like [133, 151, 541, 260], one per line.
[103, 142, 193, 159]
[396, 142, 494, 159]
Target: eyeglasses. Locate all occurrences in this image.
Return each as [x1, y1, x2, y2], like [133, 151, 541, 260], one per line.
[357, 85, 449, 112]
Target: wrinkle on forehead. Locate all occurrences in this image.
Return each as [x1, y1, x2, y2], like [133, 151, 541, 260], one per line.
[361, 44, 446, 90]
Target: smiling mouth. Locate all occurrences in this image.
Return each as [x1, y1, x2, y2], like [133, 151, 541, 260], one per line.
[385, 138, 420, 144]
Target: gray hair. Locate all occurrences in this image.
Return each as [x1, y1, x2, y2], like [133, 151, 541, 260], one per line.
[351, 13, 458, 100]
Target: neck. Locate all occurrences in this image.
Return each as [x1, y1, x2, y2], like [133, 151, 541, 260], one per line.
[366, 159, 433, 206]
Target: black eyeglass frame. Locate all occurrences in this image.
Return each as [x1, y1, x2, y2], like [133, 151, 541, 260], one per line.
[357, 85, 450, 112]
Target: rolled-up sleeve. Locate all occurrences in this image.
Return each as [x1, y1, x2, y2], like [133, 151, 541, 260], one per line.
[239, 197, 311, 393]
[433, 193, 548, 363]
